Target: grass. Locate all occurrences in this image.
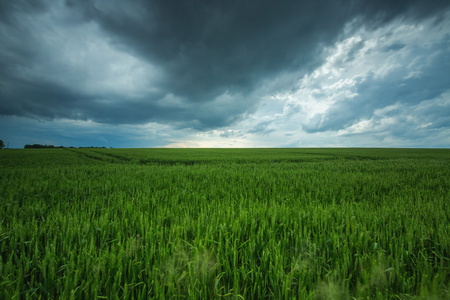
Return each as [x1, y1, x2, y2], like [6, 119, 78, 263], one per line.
[0, 148, 449, 299]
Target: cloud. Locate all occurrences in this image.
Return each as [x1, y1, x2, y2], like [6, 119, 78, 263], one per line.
[266, 15, 450, 138]
[1, 0, 449, 134]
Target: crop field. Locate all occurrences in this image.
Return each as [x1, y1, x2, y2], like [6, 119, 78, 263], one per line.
[0, 148, 449, 299]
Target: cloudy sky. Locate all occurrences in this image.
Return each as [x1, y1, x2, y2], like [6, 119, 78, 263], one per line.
[1, 0, 449, 148]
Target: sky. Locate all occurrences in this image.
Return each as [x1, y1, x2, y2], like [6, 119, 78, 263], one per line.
[0, 0, 449, 148]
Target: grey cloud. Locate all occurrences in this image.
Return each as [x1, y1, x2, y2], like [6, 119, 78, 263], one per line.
[247, 119, 275, 135]
[1, 0, 449, 130]
[381, 42, 406, 52]
[73, 1, 347, 98]
[337, 95, 450, 146]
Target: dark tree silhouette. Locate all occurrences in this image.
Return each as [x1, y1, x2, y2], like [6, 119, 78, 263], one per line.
[0, 140, 5, 149]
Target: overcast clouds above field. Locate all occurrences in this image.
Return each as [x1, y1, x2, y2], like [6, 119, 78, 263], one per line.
[1, 0, 449, 148]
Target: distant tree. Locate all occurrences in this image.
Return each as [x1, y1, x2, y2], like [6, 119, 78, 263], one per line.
[0, 139, 4, 149]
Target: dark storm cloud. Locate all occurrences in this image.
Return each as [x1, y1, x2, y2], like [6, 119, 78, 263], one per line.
[72, 0, 449, 98]
[1, 0, 449, 130]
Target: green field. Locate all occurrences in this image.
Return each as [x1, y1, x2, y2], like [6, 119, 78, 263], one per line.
[1, 148, 449, 299]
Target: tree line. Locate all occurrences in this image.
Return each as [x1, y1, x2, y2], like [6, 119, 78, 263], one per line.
[0, 140, 109, 149]
[24, 144, 107, 149]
